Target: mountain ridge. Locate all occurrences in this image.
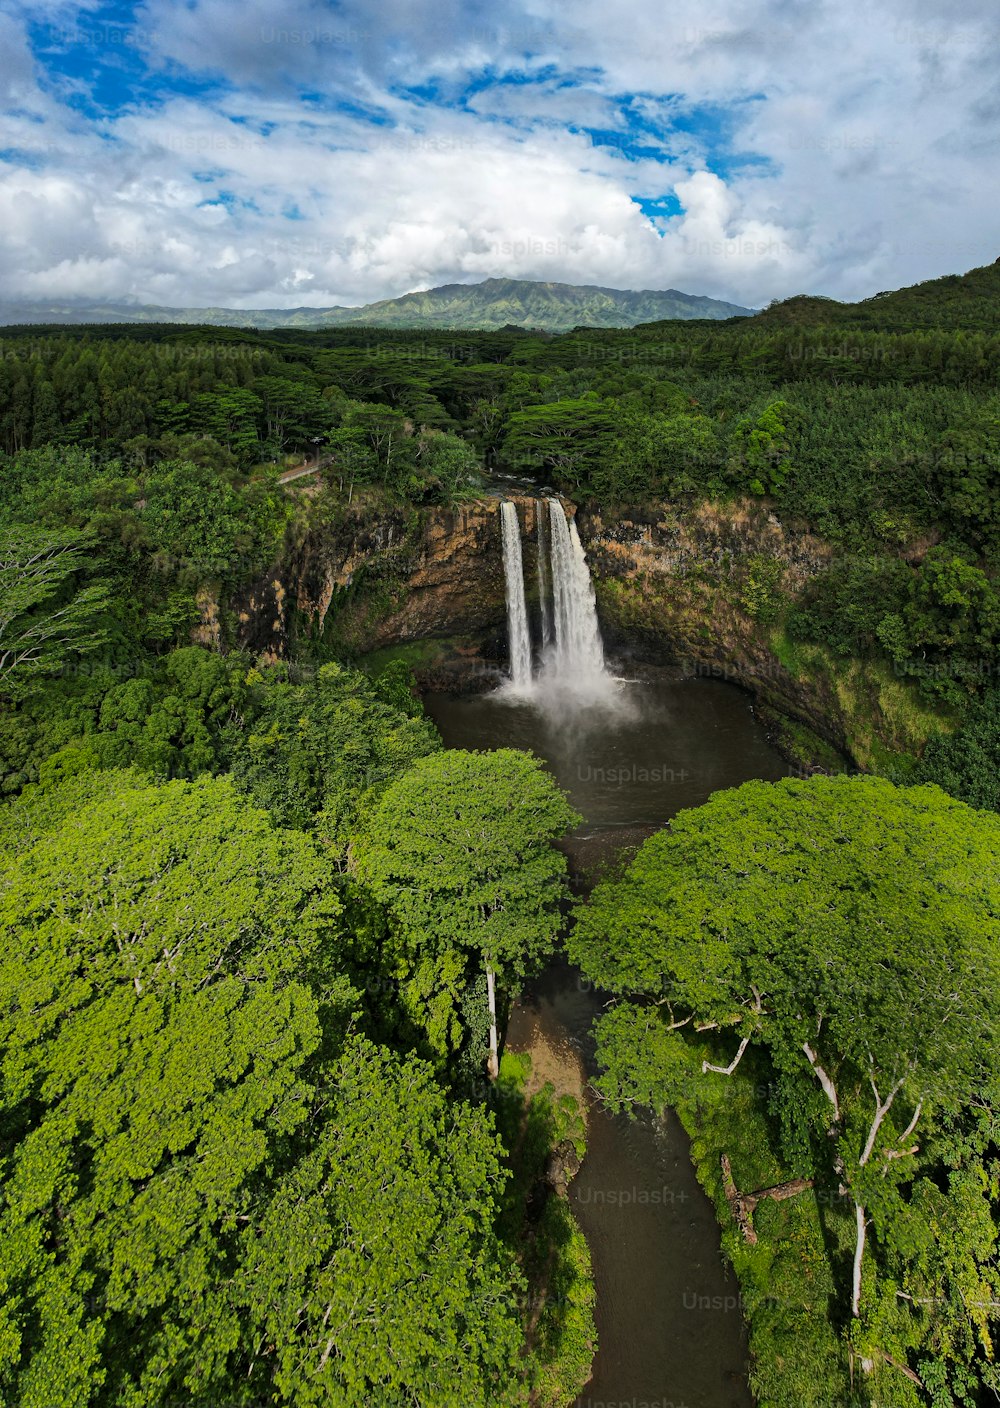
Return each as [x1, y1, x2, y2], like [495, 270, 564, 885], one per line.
[0, 276, 755, 332]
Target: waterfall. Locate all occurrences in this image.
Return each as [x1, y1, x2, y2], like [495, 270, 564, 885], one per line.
[500, 501, 533, 691]
[535, 499, 553, 651]
[499, 497, 614, 707]
[540, 498, 612, 701]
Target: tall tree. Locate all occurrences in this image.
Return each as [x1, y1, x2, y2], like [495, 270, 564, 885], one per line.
[353, 749, 578, 1076]
[0, 526, 108, 686]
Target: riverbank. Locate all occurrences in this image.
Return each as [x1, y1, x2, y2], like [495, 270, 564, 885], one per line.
[665, 1047, 854, 1408]
[492, 1029, 596, 1407]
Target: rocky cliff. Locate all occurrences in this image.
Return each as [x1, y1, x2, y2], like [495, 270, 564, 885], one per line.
[229, 494, 941, 767]
[233, 498, 516, 683]
[575, 500, 943, 768]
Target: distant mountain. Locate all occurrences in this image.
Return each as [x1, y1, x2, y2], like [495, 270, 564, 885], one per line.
[755, 260, 1000, 331]
[0, 277, 755, 332]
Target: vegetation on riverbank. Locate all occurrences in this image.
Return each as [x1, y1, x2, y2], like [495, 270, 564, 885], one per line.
[572, 775, 1000, 1405]
[494, 1050, 596, 1407]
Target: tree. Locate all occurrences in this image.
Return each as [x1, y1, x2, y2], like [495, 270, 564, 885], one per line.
[321, 426, 380, 499]
[0, 526, 109, 687]
[591, 405, 719, 500]
[414, 429, 482, 500]
[501, 395, 618, 485]
[138, 458, 288, 587]
[241, 1036, 525, 1407]
[0, 772, 345, 1406]
[188, 387, 263, 464]
[571, 775, 1000, 1390]
[34, 645, 251, 783]
[340, 401, 416, 486]
[730, 400, 800, 496]
[230, 661, 439, 846]
[913, 684, 1000, 810]
[0, 772, 525, 1406]
[252, 374, 332, 459]
[353, 749, 578, 1076]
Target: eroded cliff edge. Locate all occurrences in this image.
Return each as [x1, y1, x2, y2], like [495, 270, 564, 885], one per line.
[228, 494, 941, 769]
[576, 500, 940, 769]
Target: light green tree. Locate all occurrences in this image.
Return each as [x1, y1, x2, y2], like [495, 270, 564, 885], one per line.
[354, 749, 578, 1075]
[0, 771, 528, 1407]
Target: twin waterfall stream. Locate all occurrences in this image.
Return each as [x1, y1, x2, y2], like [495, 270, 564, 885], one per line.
[499, 498, 613, 705]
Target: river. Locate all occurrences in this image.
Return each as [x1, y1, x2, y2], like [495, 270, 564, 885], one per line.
[424, 664, 792, 1408]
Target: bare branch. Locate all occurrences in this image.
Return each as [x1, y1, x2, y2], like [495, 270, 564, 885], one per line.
[802, 1041, 840, 1119]
[860, 1078, 905, 1167]
[897, 1100, 923, 1145]
[852, 1201, 866, 1317]
[703, 1034, 751, 1076]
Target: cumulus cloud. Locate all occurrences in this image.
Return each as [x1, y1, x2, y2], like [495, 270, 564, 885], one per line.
[0, 0, 997, 309]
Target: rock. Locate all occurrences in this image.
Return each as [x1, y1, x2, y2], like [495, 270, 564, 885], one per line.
[223, 491, 921, 766]
[544, 1140, 582, 1197]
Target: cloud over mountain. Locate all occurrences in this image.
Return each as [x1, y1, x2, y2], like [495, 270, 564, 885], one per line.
[1, 0, 997, 309]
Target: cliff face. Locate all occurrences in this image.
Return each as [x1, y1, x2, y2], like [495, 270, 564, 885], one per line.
[233, 498, 518, 665]
[230, 495, 938, 767]
[575, 501, 942, 767]
[576, 501, 843, 748]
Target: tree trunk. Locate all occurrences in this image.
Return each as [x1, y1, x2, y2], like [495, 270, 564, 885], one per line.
[721, 1154, 814, 1245]
[802, 1041, 840, 1120]
[852, 1200, 867, 1317]
[485, 963, 499, 1080]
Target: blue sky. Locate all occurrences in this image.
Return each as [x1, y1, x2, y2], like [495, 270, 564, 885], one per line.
[1, 0, 998, 308]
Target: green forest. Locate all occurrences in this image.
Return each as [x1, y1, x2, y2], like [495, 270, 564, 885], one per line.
[1, 258, 999, 1407]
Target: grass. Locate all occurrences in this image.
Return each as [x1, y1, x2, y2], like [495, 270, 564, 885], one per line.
[768, 626, 953, 768]
[493, 1051, 597, 1407]
[356, 639, 456, 674]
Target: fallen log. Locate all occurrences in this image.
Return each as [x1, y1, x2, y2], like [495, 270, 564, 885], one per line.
[721, 1154, 814, 1245]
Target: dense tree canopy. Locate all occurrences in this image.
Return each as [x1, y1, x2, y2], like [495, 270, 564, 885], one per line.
[0, 772, 528, 1407]
[231, 659, 440, 845]
[571, 775, 1000, 1401]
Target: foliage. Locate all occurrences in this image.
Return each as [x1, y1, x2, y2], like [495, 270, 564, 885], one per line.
[4, 261, 1000, 1407]
[492, 1052, 596, 1408]
[353, 749, 579, 1065]
[571, 775, 1000, 1400]
[230, 659, 440, 844]
[731, 400, 800, 496]
[0, 646, 250, 794]
[0, 525, 109, 685]
[0, 771, 528, 1407]
[911, 684, 1000, 810]
[241, 1036, 525, 1408]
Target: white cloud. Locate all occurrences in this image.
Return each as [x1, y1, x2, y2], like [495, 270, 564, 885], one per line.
[0, 0, 997, 309]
